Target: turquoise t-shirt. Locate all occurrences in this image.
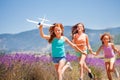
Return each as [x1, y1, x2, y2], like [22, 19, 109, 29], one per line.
[51, 36, 65, 57]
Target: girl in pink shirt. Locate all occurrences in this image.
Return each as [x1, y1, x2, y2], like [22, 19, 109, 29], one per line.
[95, 33, 120, 80]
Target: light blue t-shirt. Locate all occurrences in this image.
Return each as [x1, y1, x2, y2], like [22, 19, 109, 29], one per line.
[51, 36, 65, 57]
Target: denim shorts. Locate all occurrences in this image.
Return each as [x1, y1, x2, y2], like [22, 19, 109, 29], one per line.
[52, 57, 66, 63]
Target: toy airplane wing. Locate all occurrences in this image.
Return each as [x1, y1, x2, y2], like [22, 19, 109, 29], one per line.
[41, 23, 54, 27]
[26, 19, 54, 28]
[26, 19, 39, 24]
[36, 23, 54, 28]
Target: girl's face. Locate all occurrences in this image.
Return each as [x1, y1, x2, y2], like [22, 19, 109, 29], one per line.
[77, 24, 84, 33]
[54, 26, 62, 36]
[102, 35, 110, 43]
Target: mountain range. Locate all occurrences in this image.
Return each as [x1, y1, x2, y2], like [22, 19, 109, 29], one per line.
[0, 26, 120, 53]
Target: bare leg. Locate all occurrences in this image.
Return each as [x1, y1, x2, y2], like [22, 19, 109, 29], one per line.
[105, 62, 112, 80]
[79, 54, 86, 79]
[110, 57, 119, 78]
[83, 62, 91, 72]
[109, 61, 119, 78]
[83, 59, 94, 79]
[109, 61, 114, 72]
[55, 64, 59, 71]
[62, 62, 72, 74]
[54, 64, 59, 80]
[58, 59, 66, 80]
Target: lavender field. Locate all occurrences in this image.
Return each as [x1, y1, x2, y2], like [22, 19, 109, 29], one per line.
[0, 53, 120, 80]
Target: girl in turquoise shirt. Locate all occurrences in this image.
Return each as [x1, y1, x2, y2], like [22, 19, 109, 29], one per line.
[38, 23, 85, 80]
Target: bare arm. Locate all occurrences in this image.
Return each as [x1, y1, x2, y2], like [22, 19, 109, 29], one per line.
[111, 43, 120, 54]
[86, 35, 93, 53]
[64, 36, 85, 54]
[96, 45, 102, 55]
[86, 35, 91, 49]
[38, 24, 50, 40]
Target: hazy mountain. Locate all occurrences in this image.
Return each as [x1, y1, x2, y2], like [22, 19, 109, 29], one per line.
[0, 26, 120, 53]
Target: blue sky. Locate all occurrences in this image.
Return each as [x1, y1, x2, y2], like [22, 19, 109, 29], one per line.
[0, 0, 120, 34]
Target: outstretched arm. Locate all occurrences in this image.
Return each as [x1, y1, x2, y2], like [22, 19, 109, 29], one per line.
[38, 24, 50, 40]
[111, 43, 120, 54]
[95, 45, 102, 56]
[86, 35, 94, 54]
[64, 36, 86, 54]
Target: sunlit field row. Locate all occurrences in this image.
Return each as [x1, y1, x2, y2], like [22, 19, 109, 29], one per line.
[0, 53, 120, 80]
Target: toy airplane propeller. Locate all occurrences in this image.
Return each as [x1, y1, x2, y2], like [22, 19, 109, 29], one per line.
[26, 17, 53, 28]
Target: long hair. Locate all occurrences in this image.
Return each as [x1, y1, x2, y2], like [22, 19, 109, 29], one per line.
[48, 23, 64, 43]
[100, 33, 113, 44]
[71, 23, 85, 39]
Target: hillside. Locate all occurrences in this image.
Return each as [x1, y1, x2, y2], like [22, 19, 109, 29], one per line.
[0, 26, 120, 53]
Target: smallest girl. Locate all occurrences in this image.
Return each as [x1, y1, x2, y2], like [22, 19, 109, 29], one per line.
[95, 33, 120, 80]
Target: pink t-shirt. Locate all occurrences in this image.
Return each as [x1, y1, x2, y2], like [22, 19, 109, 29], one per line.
[102, 45, 115, 58]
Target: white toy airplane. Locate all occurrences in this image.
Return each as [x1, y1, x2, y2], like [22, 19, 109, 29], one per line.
[26, 17, 53, 28]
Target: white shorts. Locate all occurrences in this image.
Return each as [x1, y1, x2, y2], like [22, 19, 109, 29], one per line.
[104, 57, 115, 63]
